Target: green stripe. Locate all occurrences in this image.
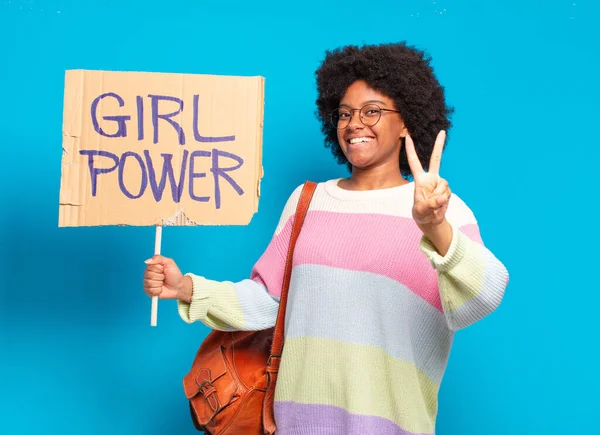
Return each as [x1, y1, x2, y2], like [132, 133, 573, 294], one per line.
[275, 337, 439, 434]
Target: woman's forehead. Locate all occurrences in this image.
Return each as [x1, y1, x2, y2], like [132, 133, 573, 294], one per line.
[340, 81, 394, 107]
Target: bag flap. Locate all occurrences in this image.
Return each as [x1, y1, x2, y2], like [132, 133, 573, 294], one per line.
[183, 345, 240, 425]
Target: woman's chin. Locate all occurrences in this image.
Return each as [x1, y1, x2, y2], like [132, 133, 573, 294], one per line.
[346, 153, 376, 170]
[349, 160, 374, 171]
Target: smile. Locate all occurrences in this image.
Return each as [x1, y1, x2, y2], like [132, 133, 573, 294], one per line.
[347, 137, 374, 144]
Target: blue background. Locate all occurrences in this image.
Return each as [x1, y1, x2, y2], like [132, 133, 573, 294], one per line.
[1, 1, 598, 434]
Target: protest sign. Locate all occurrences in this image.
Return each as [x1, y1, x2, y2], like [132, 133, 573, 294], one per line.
[59, 70, 265, 325]
[59, 70, 264, 227]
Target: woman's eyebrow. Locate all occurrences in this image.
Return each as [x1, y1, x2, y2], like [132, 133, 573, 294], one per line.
[339, 99, 388, 107]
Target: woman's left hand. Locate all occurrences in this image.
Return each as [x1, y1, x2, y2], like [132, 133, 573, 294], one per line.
[405, 130, 451, 230]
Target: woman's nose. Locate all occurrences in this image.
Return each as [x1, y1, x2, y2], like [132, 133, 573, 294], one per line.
[347, 113, 364, 130]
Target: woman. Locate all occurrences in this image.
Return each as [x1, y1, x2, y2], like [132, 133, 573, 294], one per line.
[143, 42, 509, 435]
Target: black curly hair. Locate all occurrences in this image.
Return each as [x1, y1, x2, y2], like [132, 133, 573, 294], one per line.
[315, 42, 454, 178]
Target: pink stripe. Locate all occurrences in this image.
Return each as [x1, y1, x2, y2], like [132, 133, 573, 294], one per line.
[251, 238, 286, 298]
[460, 223, 483, 244]
[255, 212, 485, 311]
[275, 211, 443, 311]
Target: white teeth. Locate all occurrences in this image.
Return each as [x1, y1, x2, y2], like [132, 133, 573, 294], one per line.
[349, 137, 374, 144]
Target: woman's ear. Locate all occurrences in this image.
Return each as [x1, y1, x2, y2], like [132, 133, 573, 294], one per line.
[400, 126, 409, 138]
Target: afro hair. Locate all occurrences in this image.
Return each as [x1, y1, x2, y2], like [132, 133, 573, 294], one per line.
[315, 42, 454, 178]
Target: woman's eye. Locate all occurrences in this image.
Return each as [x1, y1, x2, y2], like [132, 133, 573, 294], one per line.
[365, 109, 380, 116]
[338, 112, 351, 119]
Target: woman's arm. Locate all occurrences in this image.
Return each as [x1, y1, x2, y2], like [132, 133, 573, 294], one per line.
[420, 196, 509, 331]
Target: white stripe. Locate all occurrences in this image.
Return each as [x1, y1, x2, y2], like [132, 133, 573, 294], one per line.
[274, 180, 477, 236]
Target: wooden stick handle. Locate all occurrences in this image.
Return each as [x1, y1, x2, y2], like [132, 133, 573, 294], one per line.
[151, 226, 162, 327]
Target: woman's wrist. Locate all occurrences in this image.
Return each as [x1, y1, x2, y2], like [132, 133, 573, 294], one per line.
[419, 219, 453, 256]
[177, 275, 193, 304]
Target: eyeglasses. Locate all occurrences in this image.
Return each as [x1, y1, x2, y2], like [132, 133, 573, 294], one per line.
[330, 104, 402, 130]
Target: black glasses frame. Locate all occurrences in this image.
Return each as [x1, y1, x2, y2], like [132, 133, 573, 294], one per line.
[330, 104, 402, 130]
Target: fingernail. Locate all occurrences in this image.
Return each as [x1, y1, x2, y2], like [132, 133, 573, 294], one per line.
[144, 258, 152, 264]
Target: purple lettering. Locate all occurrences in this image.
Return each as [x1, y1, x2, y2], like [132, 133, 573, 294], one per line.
[91, 93, 130, 138]
[118, 152, 148, 199]
[79, 150, 119, 196]
[188, 150, 211, 202]
[210, 149, 244, 209]
[136, 96, 144, 141]
[80, 147, 245, 206]
[193, 95, 235, 143]
[148, 94, 185, 145]
[144, 150, 188, 203]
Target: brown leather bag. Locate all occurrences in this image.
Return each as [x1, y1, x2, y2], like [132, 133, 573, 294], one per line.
[183, 181, 317, 435]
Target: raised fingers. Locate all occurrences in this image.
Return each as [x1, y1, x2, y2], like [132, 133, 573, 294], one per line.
[405, 135, 424, 176]
[428, 130, 446, 175]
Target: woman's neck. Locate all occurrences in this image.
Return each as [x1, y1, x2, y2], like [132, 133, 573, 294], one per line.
[339, 164, 408, 191]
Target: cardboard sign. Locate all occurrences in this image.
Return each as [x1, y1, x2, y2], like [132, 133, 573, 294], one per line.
[59, 70, 264, 227]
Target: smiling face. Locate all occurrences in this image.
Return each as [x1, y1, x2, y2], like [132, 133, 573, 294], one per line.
[336, 80, 408, 172]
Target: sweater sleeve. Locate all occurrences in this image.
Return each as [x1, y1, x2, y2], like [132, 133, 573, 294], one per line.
[176, 185, 303, 331]
[419, 196, 509, 331]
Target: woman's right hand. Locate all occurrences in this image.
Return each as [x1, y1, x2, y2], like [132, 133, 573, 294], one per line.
[143, 255, 192, 303]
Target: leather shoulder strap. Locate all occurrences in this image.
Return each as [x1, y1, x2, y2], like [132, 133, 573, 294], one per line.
[270, 181, 317, 356]
[263, 181, 317, 434]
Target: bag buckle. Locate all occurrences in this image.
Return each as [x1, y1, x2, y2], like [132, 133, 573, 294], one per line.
[197, 379, 221, 425]
[266, 354, 281, 374]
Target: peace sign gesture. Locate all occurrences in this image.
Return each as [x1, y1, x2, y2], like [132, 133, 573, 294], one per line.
[405, 130, 451, 228]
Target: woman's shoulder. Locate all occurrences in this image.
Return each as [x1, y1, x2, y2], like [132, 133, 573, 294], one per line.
[446, 191, 478, 226]
[282, 179, 333, 204]
[273, 181, 322, 230]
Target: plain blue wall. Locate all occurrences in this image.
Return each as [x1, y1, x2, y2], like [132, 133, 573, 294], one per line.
[1, 1, 598, 434]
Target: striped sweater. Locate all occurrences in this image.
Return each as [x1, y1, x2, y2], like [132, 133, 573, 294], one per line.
[178, 178, 509, 435]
